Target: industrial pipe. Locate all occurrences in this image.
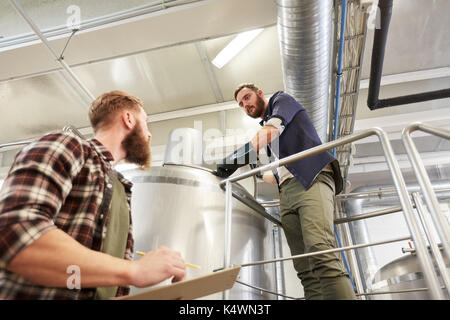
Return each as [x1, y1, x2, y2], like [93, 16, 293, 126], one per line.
[367, 0, 450, 110]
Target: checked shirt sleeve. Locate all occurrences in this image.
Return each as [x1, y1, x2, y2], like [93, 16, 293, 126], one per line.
[0, 132, 85, 269]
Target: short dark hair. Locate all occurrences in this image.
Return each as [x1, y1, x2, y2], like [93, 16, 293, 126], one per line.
[234, 83, 260, 101]
[89, 90, 143, 132]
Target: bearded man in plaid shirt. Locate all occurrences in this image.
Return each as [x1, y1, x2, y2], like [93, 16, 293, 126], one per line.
[0, 91, 186, 299]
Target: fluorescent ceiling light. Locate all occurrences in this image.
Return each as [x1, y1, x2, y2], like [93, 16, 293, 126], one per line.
[212, 28, 264, 69]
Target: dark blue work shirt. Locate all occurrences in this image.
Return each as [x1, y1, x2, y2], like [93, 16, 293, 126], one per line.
[260, 91, 343, 194]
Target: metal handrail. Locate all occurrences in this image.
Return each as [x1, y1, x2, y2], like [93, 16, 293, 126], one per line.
[0, 125, 85, 152]
[402, 122, 450, 276]
[0, 140, 34, 150]
[239, 235, 411, 267]
[411, 192, 450, 297]
[220, 127, 445, 300]
[258, 201, 404, 225]
[334, 206, 403, 225]
[337, 186, 450, 201]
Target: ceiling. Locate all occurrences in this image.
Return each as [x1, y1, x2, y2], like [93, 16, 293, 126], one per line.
[0, 0, 449, 187]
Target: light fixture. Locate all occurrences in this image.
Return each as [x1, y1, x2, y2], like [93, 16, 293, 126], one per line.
[211, 28, 264, 69]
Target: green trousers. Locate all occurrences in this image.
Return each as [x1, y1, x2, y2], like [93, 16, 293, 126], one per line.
[279, 172, 356, 300]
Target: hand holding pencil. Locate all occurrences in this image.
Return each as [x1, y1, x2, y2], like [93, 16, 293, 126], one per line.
[136, 251, 200, 269]
[130, 246, 188, 287]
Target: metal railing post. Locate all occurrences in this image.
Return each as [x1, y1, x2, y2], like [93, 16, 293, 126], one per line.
[223, 180, 233, 300]
[412, 192, 450, 297]
[402, 122, 450, 266]
[240, 236, 411, 267]
[374, 127, 444, 299]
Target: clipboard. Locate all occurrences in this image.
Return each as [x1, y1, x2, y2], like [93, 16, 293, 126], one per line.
[113, 266, 241, 300]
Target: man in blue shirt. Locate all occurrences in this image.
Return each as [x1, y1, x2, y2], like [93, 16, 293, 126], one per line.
[218, 83, 356, 300]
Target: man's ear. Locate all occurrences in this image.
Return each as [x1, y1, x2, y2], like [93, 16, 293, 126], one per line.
[257, 89, 264, 98]
[121, 110, 134, 130]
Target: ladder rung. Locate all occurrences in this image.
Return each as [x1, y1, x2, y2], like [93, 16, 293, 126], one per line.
[337, 33, 365, 42]
[340, 91, 358, 97]
[342, 66, 360, 72]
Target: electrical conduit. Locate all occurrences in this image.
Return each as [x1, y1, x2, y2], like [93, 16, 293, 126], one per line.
[332, 0, 357, 293]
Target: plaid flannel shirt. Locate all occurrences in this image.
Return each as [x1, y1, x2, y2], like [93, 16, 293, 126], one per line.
[0, 131, 134, 299]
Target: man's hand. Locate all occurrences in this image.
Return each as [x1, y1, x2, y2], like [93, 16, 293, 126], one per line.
[215, 165, 235, 178]
[130, 246, 187, 287]
[214, 142, 258, 178]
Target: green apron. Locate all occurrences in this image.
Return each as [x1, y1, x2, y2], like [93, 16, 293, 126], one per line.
[95, 173, 130, 300]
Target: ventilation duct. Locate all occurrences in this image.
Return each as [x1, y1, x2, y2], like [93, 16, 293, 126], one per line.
[276, 0, 333, 142]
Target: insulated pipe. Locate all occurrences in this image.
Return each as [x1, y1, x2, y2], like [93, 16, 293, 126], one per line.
[367, 0, 392, 109]
[276, 0, 333, 142]
[373, 89, 450, 109]
[367, 0, 450, 110]
[8, 0, 95, 105]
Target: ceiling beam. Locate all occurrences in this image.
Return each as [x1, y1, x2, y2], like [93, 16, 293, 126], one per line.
[8, 0, 95, 105]
[0, 0, 276, 81]
[195, 41, 224, 103]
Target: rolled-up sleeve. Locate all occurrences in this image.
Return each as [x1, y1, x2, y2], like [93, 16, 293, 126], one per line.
[265, 117, 285, 135]
[0, 133, 85, 268]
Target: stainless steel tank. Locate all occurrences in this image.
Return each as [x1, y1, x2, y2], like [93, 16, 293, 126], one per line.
[127, 134, 278, 299]
[370, 248, 449, 299]
[125, 127, 278, 299]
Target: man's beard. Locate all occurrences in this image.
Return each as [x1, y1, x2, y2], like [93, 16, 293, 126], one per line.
[248, 94, 265, 119]
[122, 123, 151, 169]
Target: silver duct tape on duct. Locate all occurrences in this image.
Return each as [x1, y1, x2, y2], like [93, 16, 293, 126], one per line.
[276, 0, 332, 142]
